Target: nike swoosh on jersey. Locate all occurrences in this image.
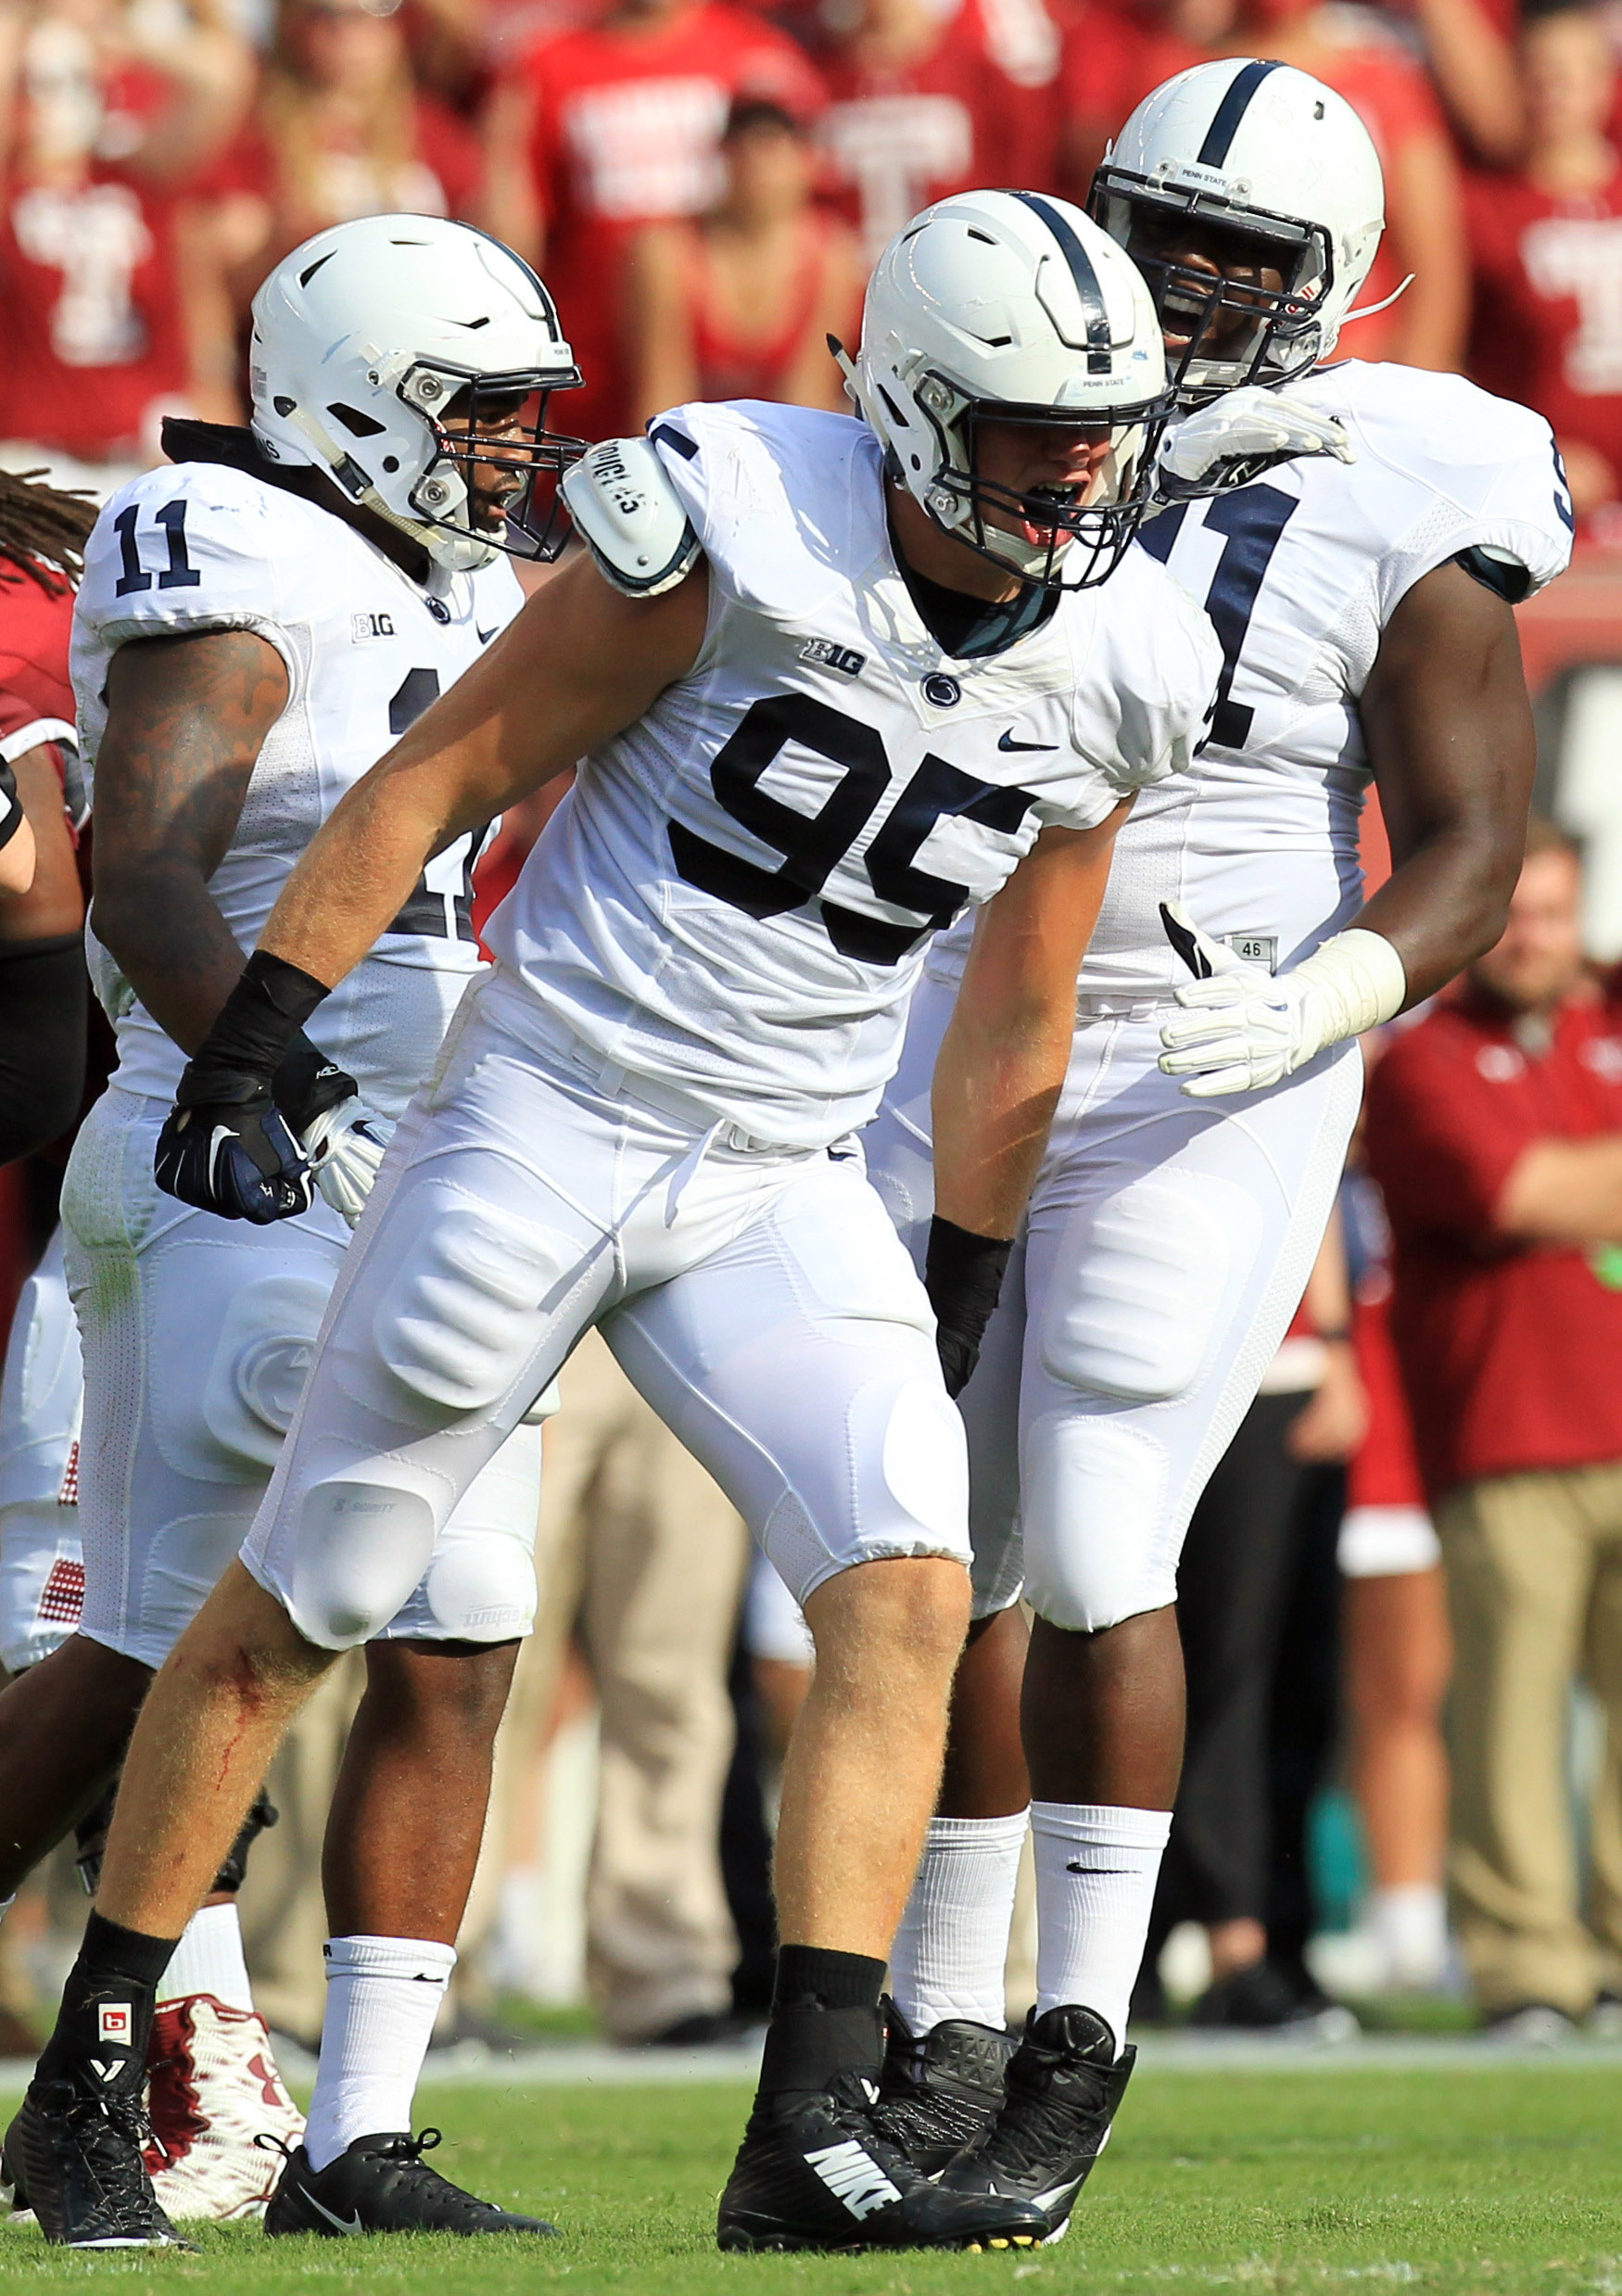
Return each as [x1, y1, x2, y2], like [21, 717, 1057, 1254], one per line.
[477, 627, 500, 644]
[302, 2191, 363, 2235]
[997, 730, 1058, 753]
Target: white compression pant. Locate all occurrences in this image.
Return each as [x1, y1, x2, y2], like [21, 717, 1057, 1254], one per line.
[0, 1227, 85, 1674]
[239, 976, 972, 1653]
[59, 1085, 544, 1669]
[865, 973, 1362, 1630]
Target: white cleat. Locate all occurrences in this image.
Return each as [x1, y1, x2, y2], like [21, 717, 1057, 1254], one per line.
[144, 1997, 305, 2222]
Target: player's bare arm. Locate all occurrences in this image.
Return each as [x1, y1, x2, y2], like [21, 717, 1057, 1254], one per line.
[932, 806, 1131, 1239]
[1358, 556, 1537, 1000]
[258, 552, 710, 992]
[89, 630, 289, 1051]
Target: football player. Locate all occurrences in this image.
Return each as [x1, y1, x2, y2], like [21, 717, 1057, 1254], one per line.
[862, 60, 1574, 2240]
[11, 190, 1223, 2254]
[0, 214, 578, 2239]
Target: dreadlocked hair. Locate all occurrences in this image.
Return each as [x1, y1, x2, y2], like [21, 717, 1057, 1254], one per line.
[0, 468, 99, 596]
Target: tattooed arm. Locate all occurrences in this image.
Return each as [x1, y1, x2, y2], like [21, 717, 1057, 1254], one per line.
[89, 629, 290, 1051]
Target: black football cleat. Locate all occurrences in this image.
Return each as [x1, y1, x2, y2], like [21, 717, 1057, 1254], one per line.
[716, 2069, 1046, 2252]
[870, 1997, 1015, 2174]
[263, 2129, 558, 2237]
[2, 2079, 194, 2249]
[935, 2005, 1134, 2243]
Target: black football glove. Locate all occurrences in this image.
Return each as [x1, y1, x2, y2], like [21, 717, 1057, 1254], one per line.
[923, 1216, 1014, 1400]
[154, 951, 342, 1224]
[155, 1071, 315, 1224]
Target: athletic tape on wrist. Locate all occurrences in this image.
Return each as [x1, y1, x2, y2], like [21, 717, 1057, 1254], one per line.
[1291, 929, 1406, 1059]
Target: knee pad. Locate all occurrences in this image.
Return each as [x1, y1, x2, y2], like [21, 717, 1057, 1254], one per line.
[1038, 1173, 1253, 1405]
[1020, 1414, 1177, 1631]
[367, 1200, 579, 1428]
[285, 1473, 440, 1648]
[419, 1532, 539, 1642]
[187, 1272, 332, 1478]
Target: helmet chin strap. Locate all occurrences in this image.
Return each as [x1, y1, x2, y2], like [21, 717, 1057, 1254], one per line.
[1337, 273, 1414, 328]
[272, 399, 492, 572]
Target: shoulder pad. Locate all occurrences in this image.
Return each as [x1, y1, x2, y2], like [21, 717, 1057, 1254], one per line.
[562, 437, 701, 598]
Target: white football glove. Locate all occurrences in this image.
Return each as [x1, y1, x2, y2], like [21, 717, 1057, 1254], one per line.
[299, 1095, 395, 1226]
[1158, 902, 1406, 1097]
[1153, 385, 1355, 504]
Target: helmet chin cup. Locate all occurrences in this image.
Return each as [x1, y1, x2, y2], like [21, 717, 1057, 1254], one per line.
[852, 190, 1171, 593]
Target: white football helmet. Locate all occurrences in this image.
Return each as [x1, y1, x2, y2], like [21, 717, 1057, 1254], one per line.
[249, 215, 583, 574]
[1092, 60, 1386, 400]
[839, 189, 1170, 590]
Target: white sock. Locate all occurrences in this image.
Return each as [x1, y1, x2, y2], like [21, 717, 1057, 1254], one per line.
[303, 1935, 456, 2173]
[890, 1811, 1029, 2034]
[1369, 1884, 1449, 1989]
[1031, 1801, 1172, 2050]
[156, 1901, 255, 2013]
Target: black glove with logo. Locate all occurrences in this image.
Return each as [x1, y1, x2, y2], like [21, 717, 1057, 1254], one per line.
[155, 952, 348, 1224]
[924, 1215, 1014, 1400]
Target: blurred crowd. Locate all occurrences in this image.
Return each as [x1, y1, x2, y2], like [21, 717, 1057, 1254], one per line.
[4, 0, 1622, 2059]
[6, 0, 1622, 520]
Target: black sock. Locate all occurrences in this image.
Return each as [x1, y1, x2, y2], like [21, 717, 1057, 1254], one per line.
[753, 1947, 887, 2121]
[35, 1910, 178, 2104]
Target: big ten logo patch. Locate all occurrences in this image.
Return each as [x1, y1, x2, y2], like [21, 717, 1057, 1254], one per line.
[351, 611, 396, 642]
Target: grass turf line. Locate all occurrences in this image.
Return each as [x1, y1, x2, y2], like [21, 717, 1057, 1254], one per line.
[0, 2067, 1617, 2291]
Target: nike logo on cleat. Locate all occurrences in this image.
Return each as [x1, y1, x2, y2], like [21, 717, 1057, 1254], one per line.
[302, 2192, 363, 2235]
[804, 2141, 900, 2220]
[997, 729, 1058, 753]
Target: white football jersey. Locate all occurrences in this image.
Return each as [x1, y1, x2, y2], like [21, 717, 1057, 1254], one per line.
[72, 453, 523, 1116]
[485, 400, 1219, 1148]
[930, 362, 1574, 1003]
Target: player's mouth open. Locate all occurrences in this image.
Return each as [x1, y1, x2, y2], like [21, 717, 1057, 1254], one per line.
[1018, 482, 1083, 546]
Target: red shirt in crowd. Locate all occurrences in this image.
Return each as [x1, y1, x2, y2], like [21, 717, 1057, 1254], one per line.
[208, 94, 481, 227]
[1465, 164, 1622, 499]
[818, 0, 1060, 261]
[516, 0, 824, 436]
[0, 571, 76, 765]
[1362, 982, 1622, 1500]
[0, 66, 192, 462]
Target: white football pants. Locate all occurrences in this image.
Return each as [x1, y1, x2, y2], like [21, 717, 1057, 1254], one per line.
[240, 975, 972, 1652]
[865, 973, 1362, 1630]
[59, 1085, 544, 1668]
[0, 1227, 85, 1675]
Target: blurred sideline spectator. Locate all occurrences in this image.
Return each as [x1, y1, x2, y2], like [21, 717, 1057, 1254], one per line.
[1365, 821, 1622, 2035]
[482, 0, 823, 441]
[1338, 1160, 1451, 1993]
[1058, 0, 1469, 370]
[201, 0, 481, 321]
[1467, 4, 1622, 540]
[1143, 1213, 1368, 2033]
[812, 0, 1059, 265]
[487, 1329, 750, 2046]
[0, 0, 251, 490]
[625, 98, 863, 426]
[741, 1542, 813, 1774]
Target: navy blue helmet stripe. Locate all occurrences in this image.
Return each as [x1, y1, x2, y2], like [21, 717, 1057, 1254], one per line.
[1009, 190, 1113, 374]
[1196, 59, 1283, 166]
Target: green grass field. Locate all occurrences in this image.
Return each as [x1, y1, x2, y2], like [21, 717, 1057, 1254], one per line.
[1, 2064, 1619, 2294]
